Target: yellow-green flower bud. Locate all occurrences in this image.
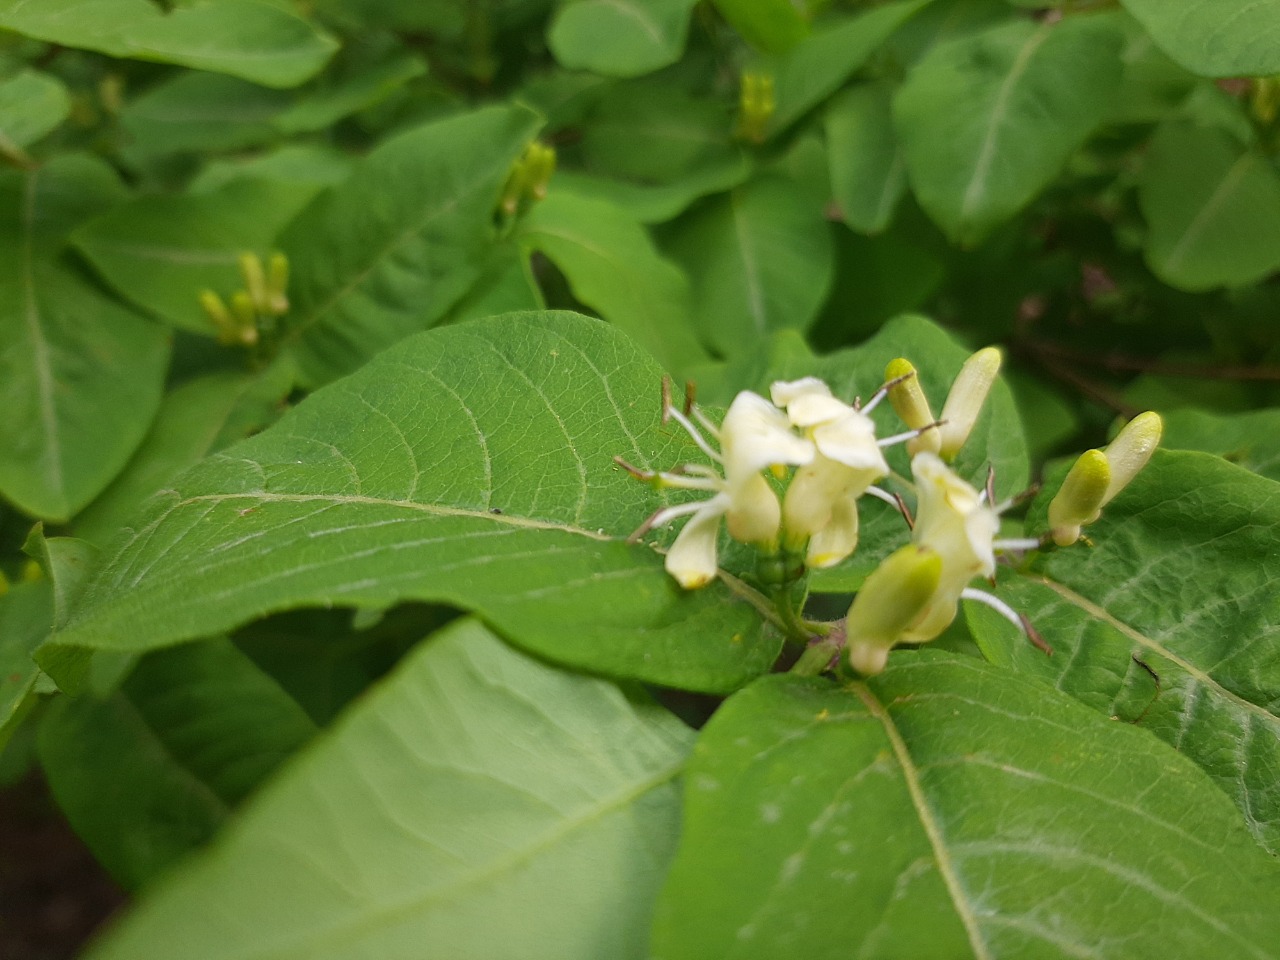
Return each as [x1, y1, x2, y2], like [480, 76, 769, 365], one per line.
[266, 252, 290, 315]
[884, 358, 941, 456]
[938, 347, 1001, 461]
[239, 252, 269, 315]
[199, 289, 233, 335]
[845, 544, 942, 676]
[1101, 411, 1162, 507]
[1047, 449, 1110, 547]
[525, 143, 556, 201]
[736, 71, 776, 144]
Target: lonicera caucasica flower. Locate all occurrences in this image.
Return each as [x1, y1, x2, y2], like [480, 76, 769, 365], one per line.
[885, 348, 1002, 462]
[770, 377, 891, 569]
[1048, 411, 1163, 546]
[620, 389, 814, 589]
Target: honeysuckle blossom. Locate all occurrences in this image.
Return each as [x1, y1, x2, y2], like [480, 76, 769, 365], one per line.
[770, 377, 890, 568]
[621, 390, 813, 589]
[884, 358, 941, 456]
[845, 544, 941, 676]
[900, 452, 1001, 644]
[938, 347, 1002, 460]
[1048, 411, 1162, 546]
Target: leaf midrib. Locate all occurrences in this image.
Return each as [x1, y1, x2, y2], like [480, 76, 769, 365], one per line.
[21, 168, 65, 505]
[243, 753, 686, 960]
[852, 682, 993, 960]
[1033, 574, 1280, 726]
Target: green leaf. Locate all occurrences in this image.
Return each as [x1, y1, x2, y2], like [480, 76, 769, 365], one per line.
[548, 0, 698, 77]
[0, 0, 337, 88]
[50, 311, 780, 694]
[0, 155, 170, 522]
[652, 655, 1280, 959]
[190, 145, 355, 194]
[969, 451, 1280, 855]
[767, 0, 932, 135]
[825, 82, 906, 234]
[39, 638, 316, 890]
[1157, 406, 1280, 482]
[518, 192, 708, 374]
[0, 69, 69, 164]
[278, 104, 541, 387]
[0, 580, 53, 748]
[444, 243, 544, 326]
[118, 72, 292, 160]
[1121, 0, 1280, 77]
[75, 178, 321, 333]
[75, 365, 295, 549]
[1138, 122, 1280, 291]
[665, 175, 834, 357]
[552, 156, 752, 225]
[84, 619, 693, 959]
[894, 14, 1124, 244]
[272, 50, 427, 135]
[21, 526, 99, 628]
[710, 0, 815, 53]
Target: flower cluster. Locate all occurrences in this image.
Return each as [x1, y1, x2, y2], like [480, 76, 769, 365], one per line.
[620, 352, 1162, 677]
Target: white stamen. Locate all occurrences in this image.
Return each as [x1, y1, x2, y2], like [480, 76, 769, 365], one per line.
[864, 485, 899, 506]
[961, 587, 1026, 633]
[993, 537, 1041, 553]
[665, 405, 724, 463]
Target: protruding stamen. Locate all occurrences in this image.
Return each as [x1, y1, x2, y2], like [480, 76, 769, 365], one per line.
[664, 405, 724, 463]
[861, 371, 913, 415]
[683, 380, 696, 417]
[960, 587, 1053, 657]
[691, 404, 722, 440]
[993, 537, 1043, 553]
[660, 377, 672, 424]
[627, 501, 706, 542]
[878, 420, 945, 448]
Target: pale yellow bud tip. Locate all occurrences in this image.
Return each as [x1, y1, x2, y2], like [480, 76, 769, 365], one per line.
[938, 347, 1001, 460]
[1048, 449, 1110, 546]
[845, 545, 942, 676]
[1101, 411, 1162, 506]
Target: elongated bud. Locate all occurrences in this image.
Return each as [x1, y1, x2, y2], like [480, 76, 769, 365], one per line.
[885, 358, 941, 456]
[1048, 449, 1110, 547]
[239, 253, 269, 315]
[1101, 411, 1162, 506]
[736, 70, 776, 144]
[938, 347, 1001, 460]
[845, 544, 942, 676]
[266, 252, 289, 315]
[229, 292, 260, 345]
[526, 143, 556, 201]
[199, 289, 233, 332]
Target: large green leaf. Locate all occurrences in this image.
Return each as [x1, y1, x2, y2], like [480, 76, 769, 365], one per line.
[652, 655, 1280, 959]
[1158, 406, 1280, 481]
[39, 638, 317, 890]
[1138, 122, 1280, 291]
[75, 178, 322, 333]
[710, 0, 814, 53]
[0, 69, 69, 165]
[548, 0, 698, 77]
[665, 175, 834, 357]
[1121, 0, 1280, 77]
[894, 14, 1124, 244]
[767, 0, 932, 135]
[0, 580, 52, 748]
[0, 0, 337, 88]
[826, 82, 907, 234]
[968, 451, 1280, 856]
[75, 364, 295, 549]
[84, 619, 693, 960]
[518, 191, 708, 374]
[49, 311, 779, 694]
[278, 104, 541, 387]
[0, 155, 170, 522]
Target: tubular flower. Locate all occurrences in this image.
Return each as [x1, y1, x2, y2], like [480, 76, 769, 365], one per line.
[901, 452, 999, 644]
[625, 390, 814, 589]
[937, 347, 1001, 461]
[770, 377, 890, 569]
[1048, 411, 1162, 546]
[845, 544, 942, 676]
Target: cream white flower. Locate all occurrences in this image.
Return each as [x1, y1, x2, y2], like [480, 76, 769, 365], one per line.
[625, 390, 814, 589]
[937, 347, 1001, 461]
[845, 544, 942, 676]
[1047, 411, 1162, 546]
[770, 378, 890, 568]
[901, 452, 999, 643]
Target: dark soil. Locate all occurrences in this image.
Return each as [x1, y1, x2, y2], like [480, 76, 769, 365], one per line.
[0, 774, 125, 960]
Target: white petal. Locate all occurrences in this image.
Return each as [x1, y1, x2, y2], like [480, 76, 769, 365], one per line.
[664, 495, 729, 589]
[783, 392, 851, 428]
[910, 453, 997, 604]
[938, 347, 1001, 459]
[805, 495, 859, 568]
[726, 471, 781, 544]
[812, 416, 889, 471]
[770, 377, 831, 408]
[721, 391, 814, 476]
[1101, 411, 1162, 506]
